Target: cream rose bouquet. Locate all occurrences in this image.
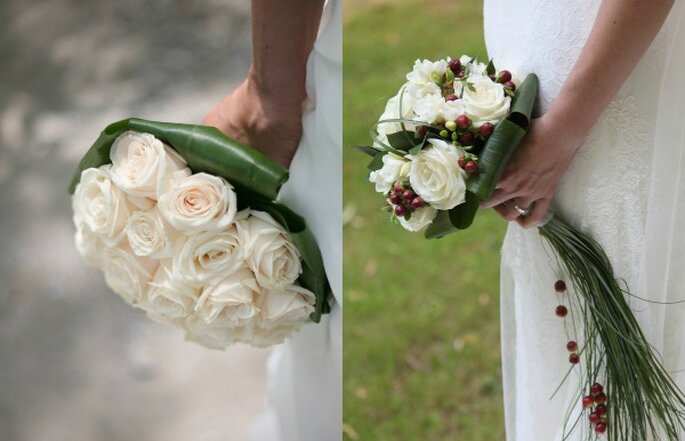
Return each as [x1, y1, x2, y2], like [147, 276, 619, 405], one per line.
[358, 57, 685, 440]
[69, 118, 330, 348]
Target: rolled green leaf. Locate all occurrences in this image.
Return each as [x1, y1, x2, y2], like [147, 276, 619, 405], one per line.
[424, 191, 479, 239]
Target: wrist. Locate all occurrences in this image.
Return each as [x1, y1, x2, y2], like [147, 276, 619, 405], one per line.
[247, 65, 307, 111]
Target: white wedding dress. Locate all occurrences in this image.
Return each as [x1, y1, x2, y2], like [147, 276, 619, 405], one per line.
[246, 0, 341, 440]
[485, 1, 685, 439]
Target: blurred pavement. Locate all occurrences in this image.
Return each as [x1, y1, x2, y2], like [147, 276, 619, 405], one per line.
[0, 1, 270, 440]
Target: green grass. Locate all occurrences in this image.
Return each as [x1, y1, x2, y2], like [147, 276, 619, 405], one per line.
[343, 1, 507, 439]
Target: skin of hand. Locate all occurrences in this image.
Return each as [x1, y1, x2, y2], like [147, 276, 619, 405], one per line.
[481, 0, 675, 228]
[204, 0, 324, 169]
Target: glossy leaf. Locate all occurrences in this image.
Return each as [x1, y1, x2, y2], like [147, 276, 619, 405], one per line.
[424, 191, 480, 239]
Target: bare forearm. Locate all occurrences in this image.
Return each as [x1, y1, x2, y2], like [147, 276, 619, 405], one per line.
[249, 0, 324, 107]
[547, 0, 674, 146]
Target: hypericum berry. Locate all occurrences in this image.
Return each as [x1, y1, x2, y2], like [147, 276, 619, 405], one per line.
[594, 393, 607, 405]
[582, 395, 594, 408]
[566, 341, 578, 352]
[555, 280, 567, 292]
[497, 70, 512, 83]
[591, 383, 604, 395]
[417, 125, 429, 136]
[569, 353, 580, 364]
[402, 190, 415, 201]
[479, 122, 494, 138]
[393, 183, 404, 194]
[464, 161, 478, 174]
[445, 120, 457, 132]
[449, 59, 462, 73]
[555, 305, 568, 317]
[589, 412, 601, 424]
[394, 204, 408, 217]
[390, 194, 401, 205]
[504, 80, 516, 91]
[456, 71, 465, 79]
[459, 132, 474, 145]
[456, 114, 470, 129]
[457, 156, 466, 168]
[439, 129, 450, 138]
[595, 404, 607, 416]
[411, 197, 425, 209]
[446, 93, 459, 101]
[595, 422, 607, 434]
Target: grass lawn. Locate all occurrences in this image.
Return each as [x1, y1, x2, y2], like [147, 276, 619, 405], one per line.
[342, 0, 507, 439]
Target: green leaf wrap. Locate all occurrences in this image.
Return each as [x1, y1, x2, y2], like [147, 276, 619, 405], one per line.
[68, 118, 330, 321]
[424, 190, 480, 239]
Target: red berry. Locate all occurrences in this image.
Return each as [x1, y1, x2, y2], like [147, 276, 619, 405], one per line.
[569, 353, 580, 364]
[402, 190, 415, 201]
[497, 70, 512, 83]
[390, 194, 401, 205]
[555, 305, 568, 317]
[449, 59, 462, 73]
[595, 404, 607, 416]
[594, 393, 607, 405]
[457, 156, 466, 168]
[479, 122, 494, 138]
[591, 382, 604, 395]
[394, 204, 408, 217]
[417, 125, 429, 136]
[595, 422, 607, 434]
[582, 395, 594, 408]
[459, 132, 474, 145]
[464, 161, 478, 174]
[455, 114, 470, 129]
[445, 93, 459, 101]
[555, 280, 567, 292]
[504, 80, 516, 91]
[456, 71, 465, 79]
[393, 183, 404, 194]
[566, 341, 578, 352]
[589, 412, 601, 424]
[411, 197, 425, 209]
[488, 73, 496, 81]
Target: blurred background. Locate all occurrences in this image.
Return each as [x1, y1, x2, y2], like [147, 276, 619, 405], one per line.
[0, 1, 270, 440]
[342, 0, 506, 440]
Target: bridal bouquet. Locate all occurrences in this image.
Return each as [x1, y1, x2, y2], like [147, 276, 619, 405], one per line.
[358, 56, 685, 440]
[69, 119, 331, 349]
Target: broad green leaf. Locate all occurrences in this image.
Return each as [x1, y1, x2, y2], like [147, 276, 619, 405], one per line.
[486, 59, 496, 76]
[424, 191, 479, 239]
[367, 151, 388, 171]
[354, 144, 382, 157]
[386, 130, 421, 151]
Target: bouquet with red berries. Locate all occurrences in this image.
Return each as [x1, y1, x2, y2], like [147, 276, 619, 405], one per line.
[358, 56, 685, 440]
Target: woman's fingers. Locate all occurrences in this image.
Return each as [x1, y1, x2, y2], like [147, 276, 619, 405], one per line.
[516, 198, 552, 229]
[493, 202, 521, 222]
[481, 188, 521, 208]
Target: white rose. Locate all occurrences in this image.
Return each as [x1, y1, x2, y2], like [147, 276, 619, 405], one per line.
[241, 210, 302, 291]
[458, 56, 488, 76]
[158, 171, 237, 233]
[142, 262, 200, 324]
[414, 94, 468, 124]
[125, 207, 179, 258]
[73, 215, 105, 267]
[406, 59, 448, 97]
[183, 315, 237, 350]
[368, 153, 407, 194]
[172, 210, 247, 285]
[194, 268, 260, 328]
[460, 75, 511, 128]
[109, 131, 187, 200]
[259, 285, 315, 329]
[72, 165, 132, 246]
[101, 245, 158, 305]
[409, 139, 467, 210]
[376, 86, 418, 141]
[398, 205, 438, 232]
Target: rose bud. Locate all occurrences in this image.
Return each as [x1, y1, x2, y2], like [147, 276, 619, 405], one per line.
[445, 120, 457, 132]
[479, 122, 494, 138]
[504, 80, 516, 91]
[445, 93, 459, 101]
[449, 58, 461, 73]
[411, 197, 425, 209]
[497, 70, 512, 83]
[402, 189, 415, 201]
[459, 132, 474, 145]
[455, 114, 470, 129]
[394, 204, 408, 217]
[464, 161, 478, 174]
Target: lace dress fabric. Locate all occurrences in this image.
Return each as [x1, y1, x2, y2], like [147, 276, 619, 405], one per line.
[484, 1, 685, 439]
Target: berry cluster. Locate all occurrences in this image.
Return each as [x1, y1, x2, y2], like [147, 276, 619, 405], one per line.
[388, 183, 425, 219]
[583, 382, 609, 434]
[490, 69, 517, 93]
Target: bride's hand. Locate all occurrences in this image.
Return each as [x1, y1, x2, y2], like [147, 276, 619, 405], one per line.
[204, 73, 304, 169]
[480, 114, 582, 228]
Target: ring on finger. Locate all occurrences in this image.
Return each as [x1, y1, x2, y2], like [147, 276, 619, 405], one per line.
[512, 200, 533, 217]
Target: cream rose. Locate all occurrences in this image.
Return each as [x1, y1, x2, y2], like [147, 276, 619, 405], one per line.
[368, 153, 407, 194]
[172, 211, 247, 285]
[73, 216, 105, 267]
[142, 262, 200, 324]
[398, 205, 438, 232]
[241, 210, 302, 291]
[158, 171, 237, 233]
[101, 245, 158, 305]
[183, 315, 237, 350]
[259, 285, 315, 329]
[194, 268, 260, 328]
[109, 131, 187, 200]
[414, 94, 468, 124]
[376, 86, 418, 141]
[460, 75, 511, 128]
[406, 59, 447, 97]
[409, 139, 467, 210]
[125, 207, 178, 258]
[72, 165, 132, 246]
